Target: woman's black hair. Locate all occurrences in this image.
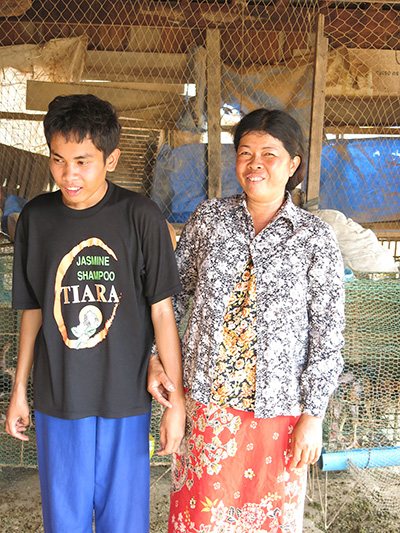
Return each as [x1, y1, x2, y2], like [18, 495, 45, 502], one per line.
[43, 94, 121, 162]
[233, 108, 307, 191]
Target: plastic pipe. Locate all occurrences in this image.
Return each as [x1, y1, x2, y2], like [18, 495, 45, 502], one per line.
[318, 447, 400, 471]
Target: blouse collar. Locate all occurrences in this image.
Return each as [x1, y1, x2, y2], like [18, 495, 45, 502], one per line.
[235, 191, 302, 231]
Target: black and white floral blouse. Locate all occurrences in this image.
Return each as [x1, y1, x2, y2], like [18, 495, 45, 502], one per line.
[173, 192, 345, 419]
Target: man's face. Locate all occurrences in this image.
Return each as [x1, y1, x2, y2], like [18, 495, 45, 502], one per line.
[49, 132, 120, 210]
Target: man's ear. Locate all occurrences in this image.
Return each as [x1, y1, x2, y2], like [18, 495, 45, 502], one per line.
[106, 148, 121, 172]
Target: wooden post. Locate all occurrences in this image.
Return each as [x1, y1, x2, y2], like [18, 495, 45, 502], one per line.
[206, 28, 222, 199]
[306, 14, 328, 211]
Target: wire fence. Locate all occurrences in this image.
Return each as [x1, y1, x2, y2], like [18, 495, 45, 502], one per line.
[0, 0, 399, 482]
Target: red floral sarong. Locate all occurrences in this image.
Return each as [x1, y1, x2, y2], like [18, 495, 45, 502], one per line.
[169, 399, 307, 533]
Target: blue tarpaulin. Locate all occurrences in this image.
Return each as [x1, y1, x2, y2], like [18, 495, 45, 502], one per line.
[152, 143, 242, 223]
[154, 49, 315, 223]
[152, 138, 399, 224]
[320, 137, 400, 223]
[221, 63, 313, 139]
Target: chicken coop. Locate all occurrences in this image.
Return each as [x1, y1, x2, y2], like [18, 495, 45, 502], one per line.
[0, 0, 400, 528]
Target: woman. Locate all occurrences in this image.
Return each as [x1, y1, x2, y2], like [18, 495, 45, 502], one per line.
[151, 108, 345, 532]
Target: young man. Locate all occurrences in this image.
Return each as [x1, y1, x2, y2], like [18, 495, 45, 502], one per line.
[6, 93, 185, 532]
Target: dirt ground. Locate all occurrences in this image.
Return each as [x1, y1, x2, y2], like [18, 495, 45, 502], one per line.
[0, 464, 173, 533]
[0, 464, 399, 532]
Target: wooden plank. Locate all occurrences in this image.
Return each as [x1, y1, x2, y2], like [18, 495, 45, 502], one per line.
[0, 111, 174, 131]
[373, 230, 400, 239]
[1, 7, 399, 52]
[325, 96, 400, 128]
[305, 14, 328, 211]
[1, 2, 316, 30]
[0, 113, 166, 129]
[206, 28, 222, 199]
[25, 80, 185, 128]
[0, 112, 44, 121]
[84, 50, 187, 84]
[87, 81, 185, 95]
[325, 126, 400, 136]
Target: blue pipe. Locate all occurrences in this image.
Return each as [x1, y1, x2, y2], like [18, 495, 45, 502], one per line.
[318, 447, 400, 471]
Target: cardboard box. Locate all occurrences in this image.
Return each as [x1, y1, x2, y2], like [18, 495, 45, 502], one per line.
[348, 48, 400, 96]
[326, 47, 400, 97]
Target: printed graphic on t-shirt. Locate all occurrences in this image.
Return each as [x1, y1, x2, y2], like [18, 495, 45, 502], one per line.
[53, 238, 121, 350]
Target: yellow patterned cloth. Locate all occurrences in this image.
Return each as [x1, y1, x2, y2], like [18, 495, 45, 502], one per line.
[211, 255, 257, 411]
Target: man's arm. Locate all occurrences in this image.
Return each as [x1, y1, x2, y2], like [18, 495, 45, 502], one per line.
[151, 297, 185, 455]
[6, 308, 42, 441]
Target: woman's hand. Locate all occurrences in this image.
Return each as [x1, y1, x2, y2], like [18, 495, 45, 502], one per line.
[157, 396, 186, 456]
[147, 355, 176, 409]
[289, 413, 322, 469]
[147, 354, 186, 455]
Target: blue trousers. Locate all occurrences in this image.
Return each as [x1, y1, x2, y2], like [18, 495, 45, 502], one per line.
[35, 410, 151, 533]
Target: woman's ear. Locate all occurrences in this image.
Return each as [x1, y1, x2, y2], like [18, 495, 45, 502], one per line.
[289, 155, 301, 177]
[106, 148, 121, 172]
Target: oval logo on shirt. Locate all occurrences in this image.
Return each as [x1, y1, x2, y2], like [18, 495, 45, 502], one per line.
[53, 238, 121, 350]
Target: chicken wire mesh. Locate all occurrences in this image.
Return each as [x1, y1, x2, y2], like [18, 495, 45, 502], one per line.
[0, 242, 28, 467]
[0, 0, 399, 481]
[0, 2, 398, 224]
[318, 273, 400, 525]
[324, 274, 400, 454]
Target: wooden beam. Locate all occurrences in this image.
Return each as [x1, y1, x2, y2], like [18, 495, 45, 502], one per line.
[206, 28, 222, 199]
[325, 126, 400, 136]
[0, 112, 44, 121]
[84, 50, 187, 84]
[2, 1, 314, 29]
[372, 229, 400, 239]
[305, 14, 328, 211]
[0, 111, 172, 130]
[25, 80, 185, 129]
[325, 96, 400, 128]
[85, 81, 186, 95]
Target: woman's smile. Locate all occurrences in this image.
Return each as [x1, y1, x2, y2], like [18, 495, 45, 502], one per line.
[235, 131, 300, 215]
[246, 173, 264, 182]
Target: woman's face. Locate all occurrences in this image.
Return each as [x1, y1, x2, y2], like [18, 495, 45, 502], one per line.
[236, 131, 300, 206]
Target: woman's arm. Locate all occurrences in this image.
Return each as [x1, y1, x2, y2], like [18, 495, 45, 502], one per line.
[292, 224, 345, 467]
[147, 354, 177, 408]
[300, 224, 346, 418]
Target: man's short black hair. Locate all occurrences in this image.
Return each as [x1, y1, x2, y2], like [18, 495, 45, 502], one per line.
[43, 94, 121, 161]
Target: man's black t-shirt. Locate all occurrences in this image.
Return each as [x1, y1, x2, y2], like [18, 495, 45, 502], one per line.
[13, 181, 181, 419]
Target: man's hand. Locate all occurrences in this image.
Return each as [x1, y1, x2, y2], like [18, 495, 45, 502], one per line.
[5, 391, 30, 441]
[147, 355, 176, 409]
[289, 413, 322, 470]
[5, 309, 41, 442]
